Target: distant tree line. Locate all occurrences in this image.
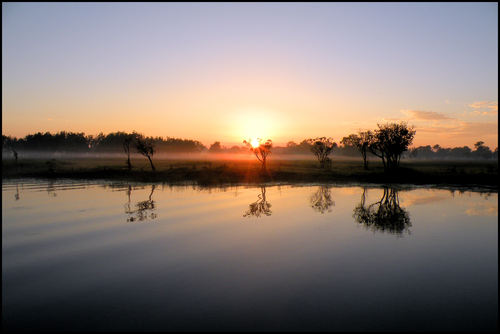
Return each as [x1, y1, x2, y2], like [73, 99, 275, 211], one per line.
[2, 131, 205, 154]
[408, 141, 498, 160]
[2, 128, 497, 163]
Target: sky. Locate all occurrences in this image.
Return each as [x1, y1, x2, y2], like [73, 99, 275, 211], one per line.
[2, 2, 498, 148]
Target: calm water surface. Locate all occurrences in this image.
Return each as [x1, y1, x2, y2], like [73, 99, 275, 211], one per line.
[2, 179, 498, 331]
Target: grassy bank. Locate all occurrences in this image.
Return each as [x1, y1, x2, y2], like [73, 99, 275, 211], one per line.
[2, 157, 498, 189]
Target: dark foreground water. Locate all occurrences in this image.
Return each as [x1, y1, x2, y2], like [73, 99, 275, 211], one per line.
[2, 179, 498, 331]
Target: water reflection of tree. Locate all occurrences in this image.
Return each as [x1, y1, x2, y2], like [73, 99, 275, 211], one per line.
[310, 186, 335, 214]
[353, 187, 411, 235]
[243, 186, 272, 218]
[15, 184, 20, 201]
[46, 180, 57, 197]
[125, 185, 157, 222]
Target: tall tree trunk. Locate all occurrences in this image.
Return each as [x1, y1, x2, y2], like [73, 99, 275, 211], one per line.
[147, 155, 155, 171]
[12, 149, 18, 164]
[126, 153, 132, 171]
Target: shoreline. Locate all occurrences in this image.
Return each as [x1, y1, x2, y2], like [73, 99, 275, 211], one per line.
[2, 159, 498, 192]
[2, 177, 497, 194]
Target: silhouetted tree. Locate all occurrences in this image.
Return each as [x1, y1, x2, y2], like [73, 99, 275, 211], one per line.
[156, 137, 206, 152]
[11, 147, 18, 163]
[409, 144, 477, 160]
[353, 187, 411, 235]
[123, 133, 136, 171]
[450, 146, 472, 159]
[17, 131, 89, 152]
[3, 135, 19, 163]
[2, 135, 10, 148]
[136, 136, 156, 171]
[228, 145, 245, 153]
[473, 141, 493, 159]
[92, 131, 133, 152]
[275, 140, 312, 154]
[243, 186, 272, 218]
[209, 141, 223, 153]
[341, 131, 373, 169]
[297, 139, 314, 153]
[310, 186, 335, 214]
[306, 137, 336, 168]
[409, 145, 432, 159]
[89, 132, 205, 153]
[369, 122, 416, 170]
[243, 138, 272, 171]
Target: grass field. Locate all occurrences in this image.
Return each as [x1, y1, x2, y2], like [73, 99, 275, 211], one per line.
[2, 155, 498, 189]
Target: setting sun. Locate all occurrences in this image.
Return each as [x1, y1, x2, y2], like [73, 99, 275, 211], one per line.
[250, 138, 260, 148]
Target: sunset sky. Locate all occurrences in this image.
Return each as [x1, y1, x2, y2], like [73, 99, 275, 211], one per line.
[2, 2, 498, 148]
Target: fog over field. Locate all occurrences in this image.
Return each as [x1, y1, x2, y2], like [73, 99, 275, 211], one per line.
[1, 150, 355, 162]
[2, 149, 497, 162]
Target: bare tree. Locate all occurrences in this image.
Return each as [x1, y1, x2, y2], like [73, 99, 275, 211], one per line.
[243, 138, 272, 171]
[12, 148, 18, 163]
[306, 137, 336, 168]
[123, 134, 136, 171]
[136, 136, 156, 171]
[341, 131, 373, 169]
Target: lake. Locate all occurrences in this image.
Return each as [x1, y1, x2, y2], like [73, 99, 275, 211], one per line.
[2, 179, 498, 331]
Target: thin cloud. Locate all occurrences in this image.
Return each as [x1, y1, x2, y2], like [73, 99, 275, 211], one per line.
[414, 120, 498, 148]
[468, 101, 498, 116]
[401, 110, 453, 120]
[379, 117, 404, 122]
[417, 120, 497, 135]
